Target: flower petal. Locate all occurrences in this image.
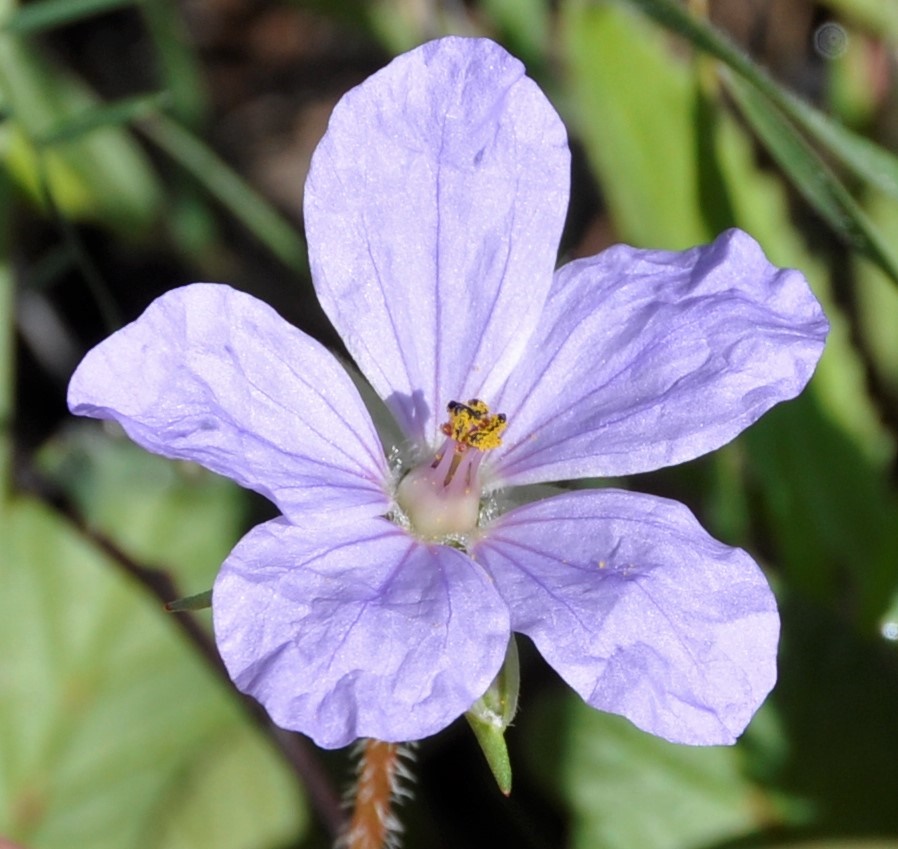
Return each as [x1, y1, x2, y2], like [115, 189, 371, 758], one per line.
[213, 517, 510, 748]
[492, 229, 829, 484]
[68, 284, 390, 522]
[305, 36, 570, 445]
[472, 489, 779, 745]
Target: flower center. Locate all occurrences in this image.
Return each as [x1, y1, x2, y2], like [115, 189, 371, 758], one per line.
[395, 399, 507, 540]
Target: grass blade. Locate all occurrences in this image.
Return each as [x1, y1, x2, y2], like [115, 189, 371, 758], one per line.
[626, 0, 898, 203]
[139, 113, 308, 274]
[2, 0, 132, 34]
[37, 91, 168, 146]
[726, 71, 898, 283]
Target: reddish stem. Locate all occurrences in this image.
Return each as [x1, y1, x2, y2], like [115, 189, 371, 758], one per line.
[342, 740, 403, 849]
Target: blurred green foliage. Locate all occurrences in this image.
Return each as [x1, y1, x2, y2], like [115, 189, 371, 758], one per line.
[1, 0, 898, 848]
[1, 445, 304, 849]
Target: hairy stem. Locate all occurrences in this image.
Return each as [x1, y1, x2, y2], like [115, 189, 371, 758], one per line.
[341, 740, 406, 849]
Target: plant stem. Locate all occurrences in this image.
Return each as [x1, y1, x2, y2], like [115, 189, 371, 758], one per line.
[341, 740, 404, 849]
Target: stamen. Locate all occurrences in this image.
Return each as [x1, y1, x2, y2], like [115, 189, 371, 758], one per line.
[441, 398, 507, 454]
[394, 398, 507, 539]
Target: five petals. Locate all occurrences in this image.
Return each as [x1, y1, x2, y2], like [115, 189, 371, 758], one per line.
[65, 37, 828, 750]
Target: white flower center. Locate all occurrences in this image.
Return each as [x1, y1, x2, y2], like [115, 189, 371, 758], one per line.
[395, 399, 506, 539]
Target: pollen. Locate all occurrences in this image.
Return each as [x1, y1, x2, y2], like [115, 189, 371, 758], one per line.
[441, 399, 507, 452]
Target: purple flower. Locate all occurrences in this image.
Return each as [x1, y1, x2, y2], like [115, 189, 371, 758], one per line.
[68, 37, 828, 750]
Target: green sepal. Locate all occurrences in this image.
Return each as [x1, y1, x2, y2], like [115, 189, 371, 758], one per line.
[165, 588, 213, 612]
[464, 635, 520, 795]
[466, 711, 513, 796]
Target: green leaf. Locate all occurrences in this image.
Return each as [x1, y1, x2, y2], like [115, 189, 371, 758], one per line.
[822, 0, 898, 43]
[769, 597, 898, 832]
[38, 424, 247, 591]
[0, 497, 306, 849]
[854, 192, 898, 400]
[743, 390, 897, 629]
[482, 0, 550, 63]
[166, 589, 213, 612]
[139, 0, 208, 127]
[0, 33, 162, 234]
[763, 843, 898, 849]
[763, 83, 898, 204]
[561, 1, 713, 247]
[827, 26, 880, 128]
[626, 0, 898, 207]
[37, 92, 168, 146]
[527, 693, 766, 849]
[725, 72, 898, 283]
[2, 0, 132, 34]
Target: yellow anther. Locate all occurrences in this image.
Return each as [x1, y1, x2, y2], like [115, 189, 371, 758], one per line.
[440, 398, 507, 452]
